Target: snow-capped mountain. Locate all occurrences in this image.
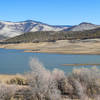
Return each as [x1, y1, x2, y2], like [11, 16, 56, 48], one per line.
[66, 22, 100, 31]
[0, 20, 69, 38]
[0, 20, 100, 40]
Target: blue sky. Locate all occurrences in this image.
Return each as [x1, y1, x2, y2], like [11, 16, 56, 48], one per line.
[0, 0, 100, 25]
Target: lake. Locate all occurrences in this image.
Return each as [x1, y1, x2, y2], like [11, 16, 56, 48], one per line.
[0, 48, 100, 74]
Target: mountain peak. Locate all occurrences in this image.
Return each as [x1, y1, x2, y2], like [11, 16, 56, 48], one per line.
[0, 20, 69, 38]
[66, 22, 99, 31]
[0, 20, 99, 40]
[79, 22, 95, 25]
[24, 20, 34, 22]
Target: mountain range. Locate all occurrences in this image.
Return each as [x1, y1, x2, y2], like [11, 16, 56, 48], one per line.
[0, 20, 69, 38]
[66, 22, 100, 31]
[0, 20, 100, 40]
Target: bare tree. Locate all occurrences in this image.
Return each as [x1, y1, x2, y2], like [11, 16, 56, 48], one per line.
[27, 58, 62, 100]
[68, 67, 100, 99]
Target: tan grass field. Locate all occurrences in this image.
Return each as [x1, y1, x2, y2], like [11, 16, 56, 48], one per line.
[0, 74, 25, 84]
[1, 39, 100, 54]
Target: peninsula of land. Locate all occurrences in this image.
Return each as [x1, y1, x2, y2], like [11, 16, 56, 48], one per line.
[1, 39, 100, 55]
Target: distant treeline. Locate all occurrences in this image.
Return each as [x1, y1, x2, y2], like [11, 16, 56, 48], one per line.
[1, 28, 100, 44]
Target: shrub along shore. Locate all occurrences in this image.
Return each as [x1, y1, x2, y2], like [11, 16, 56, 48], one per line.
[0, 58, 100, 100]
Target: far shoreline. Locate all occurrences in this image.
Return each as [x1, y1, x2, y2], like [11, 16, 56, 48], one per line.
[24, 50, 100, 55]
[1, 39, 100, 55]
[62, 63, 100, 66]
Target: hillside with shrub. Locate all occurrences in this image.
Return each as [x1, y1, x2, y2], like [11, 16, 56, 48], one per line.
[3, 27, 100, 44]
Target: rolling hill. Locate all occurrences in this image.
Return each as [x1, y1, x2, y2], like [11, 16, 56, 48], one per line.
[0, 20, 100, 41]
[4, 27, 100, 44]
[64, 22, 100, 31]
[0, 20, 69, 38]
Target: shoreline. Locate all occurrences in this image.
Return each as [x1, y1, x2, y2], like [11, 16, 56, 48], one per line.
[1, 39, 100, 55]
[24, 50, 100, 55]
[62, 63, 100, 66]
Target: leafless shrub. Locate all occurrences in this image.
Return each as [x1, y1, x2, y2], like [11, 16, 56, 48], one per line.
[2, 57, 100, 100]
[68, 67, 100, 99]
[26, 58, 100, 100]
[27, 58, 63, 100]
[0, 83, 17, 100]
[72, 79, 89, 100]
[13, 87, 33, 100]
[52, 68, 65, 81]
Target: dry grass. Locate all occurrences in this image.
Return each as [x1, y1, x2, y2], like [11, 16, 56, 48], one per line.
[0, 74, 26, 84]
[62, 64, 100, 66]
[1, 39, 100, 54]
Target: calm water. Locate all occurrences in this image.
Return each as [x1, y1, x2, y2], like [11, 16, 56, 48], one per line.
[0, 48, 100, 74]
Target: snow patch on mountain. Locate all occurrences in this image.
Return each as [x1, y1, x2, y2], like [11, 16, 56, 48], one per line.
[0, 20, 69, 38]
[67, 22, 100, 31]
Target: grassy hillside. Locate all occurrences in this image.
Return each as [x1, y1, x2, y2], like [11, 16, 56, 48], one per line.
[3, 28, 100, 43]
